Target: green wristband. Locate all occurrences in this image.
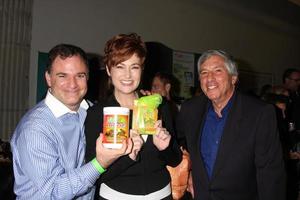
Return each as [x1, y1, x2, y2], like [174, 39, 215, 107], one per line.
[92, 158, 106, 174]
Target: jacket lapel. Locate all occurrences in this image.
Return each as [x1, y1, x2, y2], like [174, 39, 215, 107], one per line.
[210, 92, 243, 182]
[191, 97, 211, 187]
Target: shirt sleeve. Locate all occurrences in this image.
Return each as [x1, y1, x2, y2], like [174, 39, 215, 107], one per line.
[15, 122, 100, 199]
[99, 155, 136, 182]
[158, 99, 182, 167]
[158, 136, 182, 167]
[84, 105, 103, 162]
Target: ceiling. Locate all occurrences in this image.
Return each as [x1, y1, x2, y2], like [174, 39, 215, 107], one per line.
[201, 0, 300, 28]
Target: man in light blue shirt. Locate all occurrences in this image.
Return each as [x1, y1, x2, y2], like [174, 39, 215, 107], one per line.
[10, 44, 132, 199]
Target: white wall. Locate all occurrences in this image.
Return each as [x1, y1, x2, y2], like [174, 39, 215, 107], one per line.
[30, 0, 300, 107]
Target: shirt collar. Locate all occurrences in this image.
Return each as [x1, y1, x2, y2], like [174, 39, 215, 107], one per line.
[45, 90, 89, 118]
[208, 91, 235, 118]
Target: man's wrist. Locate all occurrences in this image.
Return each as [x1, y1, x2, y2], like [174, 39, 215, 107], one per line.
[91, 158, 106, 174]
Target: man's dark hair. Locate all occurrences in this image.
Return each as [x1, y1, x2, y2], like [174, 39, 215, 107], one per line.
[282, 68, 300, 83]
[154, 72, 173, 85]
[46, 44, 88, 72]
[153, 71, 180, 99]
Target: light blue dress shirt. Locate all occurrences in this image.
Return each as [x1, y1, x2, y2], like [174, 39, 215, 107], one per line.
[10, 91, 100, 199]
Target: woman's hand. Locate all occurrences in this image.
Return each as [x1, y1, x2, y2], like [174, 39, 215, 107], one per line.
[95, 133, 133, 168]
[128, 129, 144, 161]
[139, 89, 152, 96]
[153, 120, 171, 151]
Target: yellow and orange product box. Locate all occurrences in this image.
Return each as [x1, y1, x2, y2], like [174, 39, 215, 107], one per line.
[132, 94, 162, 135]
[103, 107, 129, 149]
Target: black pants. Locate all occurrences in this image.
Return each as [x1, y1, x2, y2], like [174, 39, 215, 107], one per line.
[286, 159, 300, 200]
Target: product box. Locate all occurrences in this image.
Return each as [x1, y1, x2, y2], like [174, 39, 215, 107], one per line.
[132, 94, 162, 135]
[103, 107, 129, 148]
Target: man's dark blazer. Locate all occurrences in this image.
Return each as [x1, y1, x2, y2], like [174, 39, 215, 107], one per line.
[176, 91, 286, 200]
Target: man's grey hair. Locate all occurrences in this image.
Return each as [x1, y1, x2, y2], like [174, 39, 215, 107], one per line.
[197, 50, 238, 76]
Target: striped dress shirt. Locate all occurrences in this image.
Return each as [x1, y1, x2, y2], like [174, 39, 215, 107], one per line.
[10, 91, 100, 200]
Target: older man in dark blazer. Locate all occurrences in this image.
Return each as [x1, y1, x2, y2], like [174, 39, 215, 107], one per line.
[177, 50, 286, 200]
